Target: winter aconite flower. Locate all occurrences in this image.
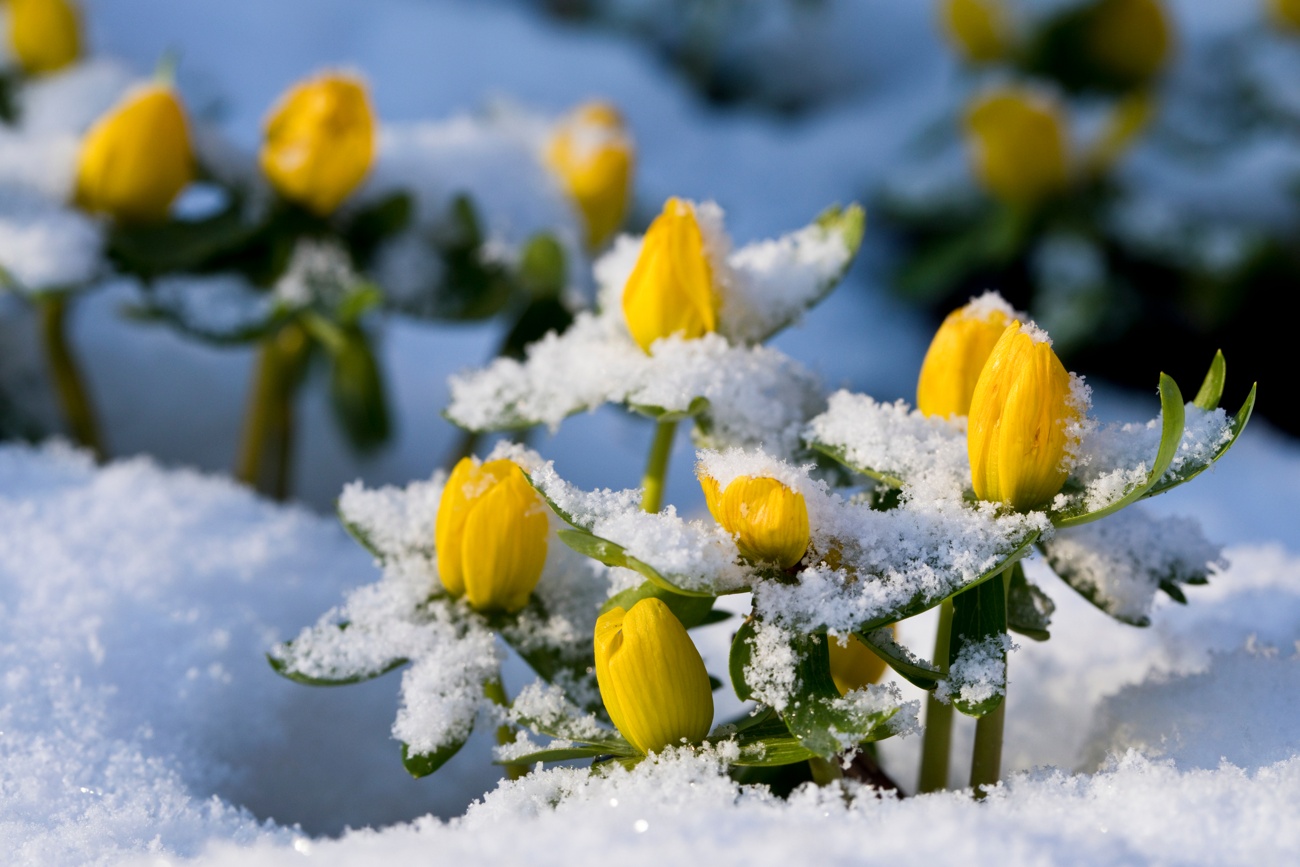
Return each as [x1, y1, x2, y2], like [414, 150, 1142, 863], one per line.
[545, 101, 634, 250]
[622, 197, 719, 352]
[828, 633, 888, 696]
[966, 87, 1069, 209]
[260, 73, 375, 216]
[967, 322, 1080, 511]
[435, 457, 549, 614]
[8, 0, 81, 75]
[916, 293, 1017, 419]
[939, 0, 1011, 64]
[1270, 0, 1300, 32]
[1083, 0, 1172, 87]
[75, 84, 194, 223]
[700, 470, 809, 570]
[594, 598, 714, 754]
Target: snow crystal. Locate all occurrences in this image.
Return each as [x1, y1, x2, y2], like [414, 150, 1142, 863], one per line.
[938, 633, 1013, 708]
[505, 681, 610, 744]
[0, 188, 104, 292]
[393, 617, 502, 755]
[272, 239, 358, 310]
[337, 471, 445, 562]
[740, 619, 800, 712]
[1040, 507, 1226, 623]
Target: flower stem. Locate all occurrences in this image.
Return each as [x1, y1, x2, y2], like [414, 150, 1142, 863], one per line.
[38, 293, 105, 461]
[807, 756, 844, 787]
[969, 693, 1005, 798]
[640, 419, 677, 513]
[235, 322, 311, 501]
[483, 678, 526, 781]
[916, 597, 954, 793]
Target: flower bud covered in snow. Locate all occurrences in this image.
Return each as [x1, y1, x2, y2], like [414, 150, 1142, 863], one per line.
[435, 457, 549, 614]
[1082, 0, 1172, 86]
[75, 84, 194, 223]
[916, 293, 1017, 418]
[939, 0, 1011, 64]
[8, 0, 81, 75]
[594, 598, 713, 754]
[622, 197, 719, 352]
[260, 72, 375, 216]
[700, 471, 809, 569]
[545, 101, 634, 249]
[828, 632, 889, 696]
[1270, 0, 1300, 32]
[968, 322, 1079, 511]
[965, 87, 1069, 209]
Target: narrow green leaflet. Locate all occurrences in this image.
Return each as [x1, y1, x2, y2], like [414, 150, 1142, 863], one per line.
[729, 618, 760, 702]
[403, 736, 469, 778]
[557, 528, 722, 599]
[267, 622, 408, 686]
[601, 580, 719, 628]
[708, 710, 819, 768]
[1143, 383, 1255, 499]
[1193, 350, 1226, 411]
[807, 441, 906, 490]
[628, 395, 710, 423]
[947, 575, 1008, 717]
[1006, 562, 1053, 641]
[857, 627, 941, 690]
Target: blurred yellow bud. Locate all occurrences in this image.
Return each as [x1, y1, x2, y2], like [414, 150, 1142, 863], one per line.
[546, 101, 634, 249]
[1269, 0, 1300, 32]
[939, 0, 1012, 64]
[966, 87, 1070, 209]
[968, 322, 1080, 511]
[622, 197, 718, 352]
[916, 295, 1016, 418]
[75, 84, 194, 223]
[8, 0, 81, 75]
[594, 598, 714, 754]
[699, 471, 809, 569]
[1084, 0, 1172, 85]
[260, 73, 375, 216]
[435, 457, 549, 614]
[828, 632, 889, 696]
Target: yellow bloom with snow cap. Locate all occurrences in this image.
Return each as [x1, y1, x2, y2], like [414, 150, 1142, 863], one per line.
[8, 0, 81, 75]
[435, 457, 549, 614]
[622, 197, 719, 352]
[260, 72, 375, 216]
[916, 294, 1016, 418]
[700, 470, 809, 570]
[1270, 0, 1300, 32]
[967, 322, 1080, 511]
[546, 101, 634, 249]
[828, 632, 889, 696]
[594, 598, 714, 754]
[75, 84, 194, 223]
[966, 87, 1069, 209]
[939, 0, 1012, 64]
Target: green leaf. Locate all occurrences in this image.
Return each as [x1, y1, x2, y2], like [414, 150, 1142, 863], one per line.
[600, 580, 719, 628]
[402, 736, 468, 778]
[344, 192, 413, 268]
[556, 528, 723, 599]
[627, 395, 710, 423]
[493, 745, 616, 765]
[1038, 539, 1150, 627]
[1006, 562, 1053, 642]
[326, 327, 392, 453]
[729, 618, 759, 702]
[500, 296, 574, 361]
[857, 627, 941, 691]
[1143, 382, 1256, 499]
[947, 573, 1008, 717]
[807, 441, 906, 490]
[107, 200, 263, 280]
[1053, 373, 1186, 528]
[712, 712, 819, 767]
[1159, 580, 1189, 605]
[782, 632, 900, 758]
[516, 233, 567, 300]
[1193, 350, 1226, 411]
[267, 623, 408, 686]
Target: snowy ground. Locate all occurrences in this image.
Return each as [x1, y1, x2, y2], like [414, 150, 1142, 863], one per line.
[4, 0, 1300, 864]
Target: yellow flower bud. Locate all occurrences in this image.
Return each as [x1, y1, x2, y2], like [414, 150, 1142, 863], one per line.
[939, 0, 1012, 64]
[594, 598, 714, 754]
[1269, 0, 1300, 32]
[966, 88, 1070, 209]
[828, 633, 889, 696]
[435, 457, 549, 614]
[699, 471, 810, 570]
[260, 73, 375, 216]
[74, 84, 194, 223]
[967, 322, 1080, 511]
[916, 296, 1016, 418]
[8, 0, 81, 75]
[1083, 0, 1172, 85]
[622, 197, 719, 353]
[545, 101, 634, 249]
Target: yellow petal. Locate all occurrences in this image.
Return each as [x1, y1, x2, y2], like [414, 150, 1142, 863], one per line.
[8, 0, 81, 75]
[461, 465, 549, 613]
[828, 632, 889, 696]
[75, 84, 194, 223]
[260, 72, 375, 216]
[436, 458, 530, 603]
[697, 470, 724, 524]
[966, 88, 1070, 209]
[916, 297, 1015, 418]
[545, 101, 634, 249]
[717, 476, 809, 570]
[622, 198, 718, 353]
[939, 0, 1011, 64]
[1271, 0, 1300, 31]
[594, 599, 713, 754]
[968, 323, 1079, 511]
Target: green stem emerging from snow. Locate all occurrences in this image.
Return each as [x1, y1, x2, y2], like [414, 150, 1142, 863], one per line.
[640, 419, 677, 513]
[236, 322, 311, 501]
[483, 678, 525, 781]
[917, 598, 954, 793]
[969, 569, 1012, 798]
[38, 293, 105, 461]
